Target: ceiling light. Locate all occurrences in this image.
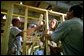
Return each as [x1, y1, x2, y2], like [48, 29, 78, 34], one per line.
[20, 1, 23, 5]
[3, 15, 6, 19]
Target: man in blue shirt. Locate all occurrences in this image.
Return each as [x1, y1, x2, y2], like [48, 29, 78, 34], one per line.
[44, 5, 83, 55]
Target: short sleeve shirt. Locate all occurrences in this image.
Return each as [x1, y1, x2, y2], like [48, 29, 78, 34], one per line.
[51, 17, 83, 55]
[8, 26, 22, 49]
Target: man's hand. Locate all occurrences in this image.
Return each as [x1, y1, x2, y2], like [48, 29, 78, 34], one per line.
[27, 28, 36, 35]
[43, 29, 52, 41]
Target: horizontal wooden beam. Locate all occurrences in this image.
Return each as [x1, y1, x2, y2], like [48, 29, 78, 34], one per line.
[1, 3, 66, 20]
[1, 12, 39, 20]
[48, 10, 66, 16]
[1, 12, 7, 15]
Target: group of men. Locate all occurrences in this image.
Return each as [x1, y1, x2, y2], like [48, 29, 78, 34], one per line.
[7, 5, 83, 55]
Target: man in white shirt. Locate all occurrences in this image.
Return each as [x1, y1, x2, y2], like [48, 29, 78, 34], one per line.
[7, 18, 23, 55]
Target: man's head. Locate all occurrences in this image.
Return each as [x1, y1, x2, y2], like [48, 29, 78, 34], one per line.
[50, 19, 58, 29]
[12, 18, 21, 27]
[66, 5, 83, 19]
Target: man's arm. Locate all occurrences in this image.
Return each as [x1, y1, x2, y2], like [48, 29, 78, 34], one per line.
[44, 21, 69, 43]
[16, 32, 23, 37]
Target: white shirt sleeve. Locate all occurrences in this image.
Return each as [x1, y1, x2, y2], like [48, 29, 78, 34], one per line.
[11, 27, 22, 37]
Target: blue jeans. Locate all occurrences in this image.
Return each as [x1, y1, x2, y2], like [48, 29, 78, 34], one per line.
[34, 49, 44, 55]
[16, 36, 22, 55]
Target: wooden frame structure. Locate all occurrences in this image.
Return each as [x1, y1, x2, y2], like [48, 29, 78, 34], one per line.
[1, 3, 66, 55]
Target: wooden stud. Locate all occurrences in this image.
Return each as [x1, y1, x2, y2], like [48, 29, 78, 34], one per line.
[48, 10, 65, 16]
[44, 11, 50, 55]
[1, 4, 14, 55]
[22, 7, 28, 55]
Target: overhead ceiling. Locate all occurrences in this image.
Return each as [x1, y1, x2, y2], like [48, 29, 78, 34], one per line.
[1, 1, 83, 20]
[1, 1, 83, 13]
[21, 1, 83, 13]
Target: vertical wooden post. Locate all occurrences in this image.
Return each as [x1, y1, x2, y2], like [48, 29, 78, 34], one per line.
[22, 7, 28, 55]
[44, 11, 50, 55]
[1, 4, 14, 55]
[60, 15, 65, 23]
[62, 15, 65, 22]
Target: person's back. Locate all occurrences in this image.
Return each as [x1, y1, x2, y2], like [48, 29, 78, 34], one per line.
[60, 17, 83, 55]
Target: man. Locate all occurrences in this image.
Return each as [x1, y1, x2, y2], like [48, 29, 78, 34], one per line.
[49, 19, 62, 55]
[49, 19, 58, 31]
[7, 18, 35, 55]
[7, 18, 23, 55]
[44, 5, 83, 55]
